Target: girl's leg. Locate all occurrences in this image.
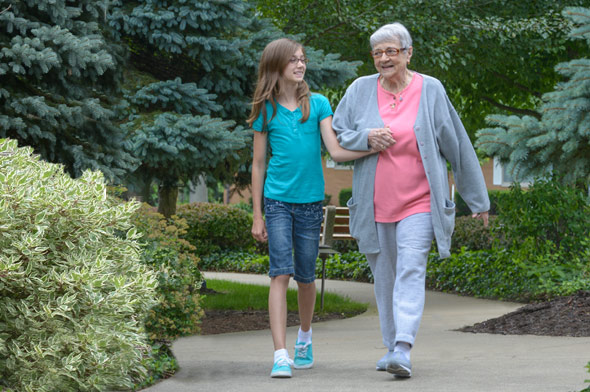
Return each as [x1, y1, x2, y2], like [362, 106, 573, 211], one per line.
[264, 197, 296, 373]
[269, 274, 291, 350]
[292, 201, 322, 369]
[292, 201, 323, 319]
[297, 281, 316, 332]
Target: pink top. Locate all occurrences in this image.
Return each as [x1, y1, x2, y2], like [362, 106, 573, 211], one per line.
[374, 73, 431, 223]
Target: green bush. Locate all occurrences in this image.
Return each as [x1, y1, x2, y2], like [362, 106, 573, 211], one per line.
[317, 251, 372, 283]
[332, 239, 359, 253]
[450, 215, 497, 253]
[177, 202, 256, 256]
[339, 187, 352, 207]
[430, 178, 590, 302]
[494, 178, 590, 256]
[0, 139, 158, 392]
[455, 189, 503, 216]
[200, 250, 269, 274]
[131, 204, 203, 341]
[428, 236, 590, 302]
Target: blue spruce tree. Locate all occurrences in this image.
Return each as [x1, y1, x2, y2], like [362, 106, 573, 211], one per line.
[0, 0, 137, 181]
[476, 7, 590, 184]
[108, 0, 360, 217]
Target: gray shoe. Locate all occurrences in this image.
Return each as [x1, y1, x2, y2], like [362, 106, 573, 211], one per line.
[386, 351, 412, 378]
[376, 350, 394, 371]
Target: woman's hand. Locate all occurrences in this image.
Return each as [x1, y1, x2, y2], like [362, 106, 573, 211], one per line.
[251, 216, 268, 242]
[471, 211, 489, 227]
[368, 127, 396, 151]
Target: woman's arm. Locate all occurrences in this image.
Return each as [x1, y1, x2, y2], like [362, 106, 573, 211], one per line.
[320, 116, 391, 162]
[251, 131, 268, 242]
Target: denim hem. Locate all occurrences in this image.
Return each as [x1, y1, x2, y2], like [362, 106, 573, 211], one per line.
[269, 267, 294, 278]
[293, 274, 316, 284]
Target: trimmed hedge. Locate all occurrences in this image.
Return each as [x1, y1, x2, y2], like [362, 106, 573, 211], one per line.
[177, 202, 256, 256]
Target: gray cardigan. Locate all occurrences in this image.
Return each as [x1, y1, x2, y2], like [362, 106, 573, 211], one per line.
[332, 73, 489, 258]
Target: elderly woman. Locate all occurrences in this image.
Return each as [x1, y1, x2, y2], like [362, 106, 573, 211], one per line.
[332, 22, 489, 378]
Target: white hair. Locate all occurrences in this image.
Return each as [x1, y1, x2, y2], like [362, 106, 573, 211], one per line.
[370, 23, 412, 49]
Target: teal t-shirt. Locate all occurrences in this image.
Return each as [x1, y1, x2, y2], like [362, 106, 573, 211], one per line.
[253, 93, 333, 203]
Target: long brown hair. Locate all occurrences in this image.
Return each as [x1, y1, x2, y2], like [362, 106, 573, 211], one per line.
[247, 38, 310, 131]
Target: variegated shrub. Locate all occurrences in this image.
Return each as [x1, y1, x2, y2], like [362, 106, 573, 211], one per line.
[0, 139, 158, 392]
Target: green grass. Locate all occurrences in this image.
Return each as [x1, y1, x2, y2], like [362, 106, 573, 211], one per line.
[201, 279, 368, 316]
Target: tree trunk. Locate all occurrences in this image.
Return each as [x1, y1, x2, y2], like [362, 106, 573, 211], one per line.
[158, 183, 178, 218]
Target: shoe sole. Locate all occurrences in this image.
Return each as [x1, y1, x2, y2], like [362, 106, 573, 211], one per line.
[270, 371, 292, 378]
[386, 363, 411, 378]
[293, 362, 313, 369]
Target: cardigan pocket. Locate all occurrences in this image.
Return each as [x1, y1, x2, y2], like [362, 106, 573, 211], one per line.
[346, 197, 360, 240]
[442, 198, 456, 237]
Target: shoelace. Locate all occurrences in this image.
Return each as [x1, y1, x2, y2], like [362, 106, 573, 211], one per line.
[276, 356, 294, 367]
[295, 343, 310, 358]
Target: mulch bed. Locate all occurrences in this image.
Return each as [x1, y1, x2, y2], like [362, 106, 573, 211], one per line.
[457, 291, 590, 337]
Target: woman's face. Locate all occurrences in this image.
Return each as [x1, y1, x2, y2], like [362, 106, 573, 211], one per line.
[281, 48, 306, 85]
[372, 40, 412, 82]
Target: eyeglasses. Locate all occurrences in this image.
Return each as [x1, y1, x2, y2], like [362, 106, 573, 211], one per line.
[289, 57, 309, 65]
[370, 47, 407, 59]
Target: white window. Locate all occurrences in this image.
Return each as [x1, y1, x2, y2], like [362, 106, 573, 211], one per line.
[325, 157, 354, 170]
[493, 157, 533, 187]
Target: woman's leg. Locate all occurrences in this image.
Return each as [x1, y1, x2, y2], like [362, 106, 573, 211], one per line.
[393, 212, 434, 347]
[366, 222, 397, 351]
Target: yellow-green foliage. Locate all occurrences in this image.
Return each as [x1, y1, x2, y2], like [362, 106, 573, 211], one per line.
[0, 139, 158, 392]
[131, 204, 203, 341]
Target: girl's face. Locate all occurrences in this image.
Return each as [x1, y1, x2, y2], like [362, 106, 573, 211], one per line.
[281, 48, 306, 85]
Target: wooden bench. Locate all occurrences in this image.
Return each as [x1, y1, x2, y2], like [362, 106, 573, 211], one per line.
[318, 206, 354, 310]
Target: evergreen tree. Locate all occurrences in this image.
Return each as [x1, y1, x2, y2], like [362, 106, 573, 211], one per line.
[476, 7, 590, 183]
[0, 0, 137, 182]
[108, 0, 360, 216]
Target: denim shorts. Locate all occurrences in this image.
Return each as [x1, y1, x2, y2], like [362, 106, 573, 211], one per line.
[264, 197, 323, 283]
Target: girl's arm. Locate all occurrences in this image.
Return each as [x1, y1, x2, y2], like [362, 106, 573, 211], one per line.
[320, 116, 388, 162]
[251, 131, 268, 242]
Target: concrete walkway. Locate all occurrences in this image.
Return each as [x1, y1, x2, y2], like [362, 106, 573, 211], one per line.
[143, 272, 590, 392]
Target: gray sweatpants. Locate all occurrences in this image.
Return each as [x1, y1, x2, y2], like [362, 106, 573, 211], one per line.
[366, 213, 434, 350]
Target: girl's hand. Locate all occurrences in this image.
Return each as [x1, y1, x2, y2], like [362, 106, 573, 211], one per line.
[251, 216, 268, 242]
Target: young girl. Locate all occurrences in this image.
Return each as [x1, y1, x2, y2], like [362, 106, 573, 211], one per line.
[248, 38, 384, 378]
